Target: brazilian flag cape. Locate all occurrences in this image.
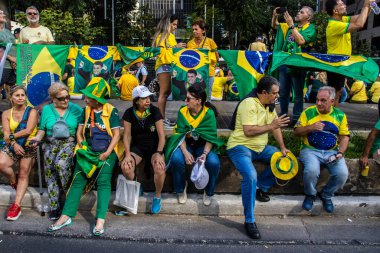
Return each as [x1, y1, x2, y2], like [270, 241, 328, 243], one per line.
[16, 44, 70, 106]
[165, 105, 224, 165]
[116, 44, 161, 67]
[219, 50, 271, 100]
[270, 51, 379, 84]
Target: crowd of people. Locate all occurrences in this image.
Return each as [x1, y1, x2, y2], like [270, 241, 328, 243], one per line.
[0, 0, 380, 240]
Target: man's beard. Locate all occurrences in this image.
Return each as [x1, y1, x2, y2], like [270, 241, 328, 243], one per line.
[27, 17, 39, 24]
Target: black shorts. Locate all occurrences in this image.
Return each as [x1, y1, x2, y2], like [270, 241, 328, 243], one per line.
[131, 145, 156, 161]
[327, 72, 346, 91]
[1, 68, 16, 86]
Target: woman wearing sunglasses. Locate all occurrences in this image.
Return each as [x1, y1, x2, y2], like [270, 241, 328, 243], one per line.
[165, 85, 223, 206]
[32, 82, 82, 221]
[0, 85, 38, 221]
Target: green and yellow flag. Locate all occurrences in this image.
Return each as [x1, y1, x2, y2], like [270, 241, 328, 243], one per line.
[171, 49, 209, 100]
[219, 50, 272, 100]
[116, 44, 161, 67]
[74, 45, 117, 92]
[270, 51, 379, 84]
[16, 44, 70, 106]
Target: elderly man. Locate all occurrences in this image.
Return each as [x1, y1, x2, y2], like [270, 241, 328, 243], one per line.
[325, 0, 374, 106]
[227, 76, 290, 239]
[294, 86, 350, 213]
[272, 6, 316, 126]
[19, 6, 55, 44]
[0, 10, 16, 99]
[248, 36, 267, 52]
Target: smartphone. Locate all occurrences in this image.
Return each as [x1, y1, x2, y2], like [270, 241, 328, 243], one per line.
[276, 7, 287, 14]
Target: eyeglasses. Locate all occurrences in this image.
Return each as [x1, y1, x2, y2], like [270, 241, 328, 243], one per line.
[55, 95, 70, 101]
[27, 12, 39, 16]
[185, 96, 197, 101]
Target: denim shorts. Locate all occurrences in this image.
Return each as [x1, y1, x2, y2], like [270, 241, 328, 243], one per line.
[156, 64, 171, 74]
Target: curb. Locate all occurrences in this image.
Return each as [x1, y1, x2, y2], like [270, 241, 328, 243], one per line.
[1, 185, 379, 217]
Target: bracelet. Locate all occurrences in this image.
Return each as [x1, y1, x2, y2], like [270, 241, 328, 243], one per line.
[289, 25, 295, 30]
[337, 151, 344, 156]
[156, 151, 164, 155]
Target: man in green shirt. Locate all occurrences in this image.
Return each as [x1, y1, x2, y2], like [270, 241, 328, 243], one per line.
[271, 6, 316, 125]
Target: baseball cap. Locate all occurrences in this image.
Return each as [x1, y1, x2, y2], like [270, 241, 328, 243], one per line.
[132, 85, 154, 99]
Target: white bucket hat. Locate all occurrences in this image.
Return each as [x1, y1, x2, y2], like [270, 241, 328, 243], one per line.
[190, 158, 209, 190]
[132, 85, 154, 99]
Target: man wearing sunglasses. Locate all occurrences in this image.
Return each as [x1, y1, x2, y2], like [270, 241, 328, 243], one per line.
[19, 6, 54, 45]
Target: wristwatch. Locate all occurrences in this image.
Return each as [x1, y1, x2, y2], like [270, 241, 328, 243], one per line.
[9, 134, 15, 141]
[289, 25, 295, 30]
[156, 150, 164, 155]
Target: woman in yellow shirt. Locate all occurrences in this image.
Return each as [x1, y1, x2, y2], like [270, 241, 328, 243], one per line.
[187, 18, 219, 100]
[152, 14, 186, 127]
[369, 77, 380, 104]
[349, 80, 367, 104]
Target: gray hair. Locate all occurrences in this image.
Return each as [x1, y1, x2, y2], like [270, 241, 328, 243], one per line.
[318, 86, 336, 99]
[302, 6, 314, 19]
[48, 81, 69, 99]
[26, 6, 39, 14]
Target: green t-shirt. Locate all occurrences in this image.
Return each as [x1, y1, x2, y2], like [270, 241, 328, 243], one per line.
[0, 29, 16, 69]
[371, 120, 380, 155]
[39, 102, 83, 137]
[282, 22, 316, 53]
[79, 107, 120, 146]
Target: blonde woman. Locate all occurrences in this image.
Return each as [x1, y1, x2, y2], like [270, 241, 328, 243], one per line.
[152, 14, 186, 127]
[0, 85, 38, 221]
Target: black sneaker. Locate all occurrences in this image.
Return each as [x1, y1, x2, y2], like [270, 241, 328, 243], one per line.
[48, 209, 61, 221]
[244, 222, 261, 239]
[256, 189, 270, 202]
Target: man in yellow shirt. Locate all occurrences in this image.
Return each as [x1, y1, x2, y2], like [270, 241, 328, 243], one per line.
[19, 6, 55, 44]
[117, 67, 139, 101]
[325, 0, 373, 106]
[248, 36, 267, 52]
[227, 76, 290, 239]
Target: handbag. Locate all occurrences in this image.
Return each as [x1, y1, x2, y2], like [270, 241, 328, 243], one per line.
[51, 104, 71, 140]
[113, 174, 140, 214]
[90, 109, 112, 152]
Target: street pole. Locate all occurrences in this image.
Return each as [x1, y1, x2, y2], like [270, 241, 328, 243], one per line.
[104, 0, 107, 19]
[112, 0, 114, 45]
[316, 0, 320, 12]
[205, 4, 207, 20]
[212, 4, 214, 40]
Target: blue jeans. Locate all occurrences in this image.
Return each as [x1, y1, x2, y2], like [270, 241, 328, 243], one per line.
[169, 145, 220, 196]
[340, 87, 348, 103]
[227, 145, 278, 223]
[279, 66, 306, 123]
[299, 148, 348, 200]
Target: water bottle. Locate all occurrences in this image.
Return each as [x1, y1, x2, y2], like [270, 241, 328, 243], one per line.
[361, 165, 370, 177]
[371, 2, 380, 15]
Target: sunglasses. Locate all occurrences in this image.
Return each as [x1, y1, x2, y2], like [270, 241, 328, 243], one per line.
[55, 95, 70, 101]
[185, 96, 197, 101]
[27, 12, 39, 16]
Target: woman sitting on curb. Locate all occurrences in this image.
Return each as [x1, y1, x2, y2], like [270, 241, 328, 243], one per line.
[166, 85, 224, 206]
[48, 78, 123, 236]
[120, 85, 166, 214]
[0, 85, 38, 221]
[32, 82, 83, 221]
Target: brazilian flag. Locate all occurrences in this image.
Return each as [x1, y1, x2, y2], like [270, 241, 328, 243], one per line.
[273, 23, 289, 52]
[16, 44, 70, 106]
[270, 51, 379, 84]
[219, 50, 272, 100]
[116, 44, 161, 67]
[74, 45, 117, 92]
[171, 49, 209, 101]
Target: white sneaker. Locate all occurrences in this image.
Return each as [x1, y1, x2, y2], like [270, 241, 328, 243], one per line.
[178, 182, 188, 204]
[163, 118, 176, 129]
[203, 191, 212, 206]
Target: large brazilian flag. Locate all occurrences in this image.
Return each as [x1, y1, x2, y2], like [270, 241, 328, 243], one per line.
[270, 51, 379, 84]
[116, 44, 161, 67]
[74, 45, 117, 92]
[171, 48, 209, 100]
[219, 50, 272, 100]
[16, 44, 70, 106]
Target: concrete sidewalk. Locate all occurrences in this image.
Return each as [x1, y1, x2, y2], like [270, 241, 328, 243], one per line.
[1, 185, 379, 217]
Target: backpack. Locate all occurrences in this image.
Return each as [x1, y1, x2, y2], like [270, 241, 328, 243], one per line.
[51, 104, 71, 139]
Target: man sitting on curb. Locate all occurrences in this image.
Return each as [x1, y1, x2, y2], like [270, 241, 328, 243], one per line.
[294, 86, 350, 213]
[227, 76, 290, 239]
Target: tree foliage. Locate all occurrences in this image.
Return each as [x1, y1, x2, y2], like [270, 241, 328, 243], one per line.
[15, 9, 104, 45]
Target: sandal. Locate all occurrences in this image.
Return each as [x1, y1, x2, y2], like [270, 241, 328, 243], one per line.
[48, 217, 72, 232]
[92, 225, 105, 236]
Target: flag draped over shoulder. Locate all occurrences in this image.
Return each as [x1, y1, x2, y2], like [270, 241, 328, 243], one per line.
[219, 50, 272, 100]
[270, 51, 379, 84]
[164, 105, 224, 165]
[116, 44, 160, 67]
[171, 49, 209, 100]
[273, 23, 289, 52]
[74, 45, 116, 92]
[17, 44, 70, 106]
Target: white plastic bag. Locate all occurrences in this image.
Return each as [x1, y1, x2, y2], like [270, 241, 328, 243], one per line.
[190, 158, 209, 190]
[113, 174, 140, 214]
